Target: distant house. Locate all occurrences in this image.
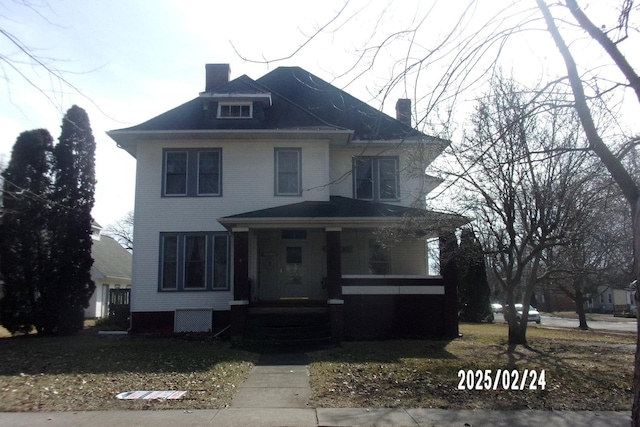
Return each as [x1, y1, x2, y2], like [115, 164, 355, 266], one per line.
[85, 223, 132, 319]
[108, 64, 465, 341]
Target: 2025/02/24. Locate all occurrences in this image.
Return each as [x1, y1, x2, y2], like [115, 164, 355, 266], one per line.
[457, 369, 547, 391]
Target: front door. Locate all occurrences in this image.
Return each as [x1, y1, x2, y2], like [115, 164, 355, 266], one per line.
[279, 243, 309, 299]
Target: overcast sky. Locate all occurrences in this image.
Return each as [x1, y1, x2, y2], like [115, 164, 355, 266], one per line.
[1, 1, 636, 227]
[1, 0, 371, 227]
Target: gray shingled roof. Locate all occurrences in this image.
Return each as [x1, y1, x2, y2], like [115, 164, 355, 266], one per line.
[109, 66, 443, 143]
[91, 235, 132, 280]
[221, 196, 468, 228]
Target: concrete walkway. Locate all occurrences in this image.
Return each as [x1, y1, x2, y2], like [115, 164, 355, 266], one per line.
[0, 351, 631, 426]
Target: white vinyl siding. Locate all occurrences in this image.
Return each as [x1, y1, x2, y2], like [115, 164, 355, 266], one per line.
[130, 139, 329, 313]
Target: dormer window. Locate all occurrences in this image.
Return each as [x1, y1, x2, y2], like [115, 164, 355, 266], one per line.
[218, 102, 252, 119]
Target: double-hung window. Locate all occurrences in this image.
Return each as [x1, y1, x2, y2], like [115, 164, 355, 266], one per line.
[165, 151, 188, 196]
[160, 232, 229, 291]
[275, 148, 301, 196]
[353, 156, 399, 201]
[163, 149, 222, 197]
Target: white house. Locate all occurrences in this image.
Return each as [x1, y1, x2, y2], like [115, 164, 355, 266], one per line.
[84, 223, 132, 319]
[108, 64, 465, 341]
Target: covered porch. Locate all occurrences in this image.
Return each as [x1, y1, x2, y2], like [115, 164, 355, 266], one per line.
[219, 196, 466, 342]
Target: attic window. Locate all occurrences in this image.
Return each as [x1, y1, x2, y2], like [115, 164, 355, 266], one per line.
[218, 102, 252, 118]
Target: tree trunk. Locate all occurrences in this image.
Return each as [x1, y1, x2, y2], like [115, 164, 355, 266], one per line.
[575, 288, 589, 330]
[508, 319, 527, 345]
[535, 3, 640, 423]
[633, 198, 640, 427]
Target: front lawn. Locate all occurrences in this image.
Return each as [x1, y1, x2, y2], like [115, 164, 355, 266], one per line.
[0, 331, 257, 411]
[0, 322, 634, 412]
[308, 323, 635, 411]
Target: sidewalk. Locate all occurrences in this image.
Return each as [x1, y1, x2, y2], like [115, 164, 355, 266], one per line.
[0, 351, 631, 426]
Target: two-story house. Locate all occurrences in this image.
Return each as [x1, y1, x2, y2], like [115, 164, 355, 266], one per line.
[108, 64, 465, 342]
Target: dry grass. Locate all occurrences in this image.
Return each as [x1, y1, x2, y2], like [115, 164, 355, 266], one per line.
[0, 322, 635, 412]
[308, 323, 635, 411]
[0, 330, 258, 412]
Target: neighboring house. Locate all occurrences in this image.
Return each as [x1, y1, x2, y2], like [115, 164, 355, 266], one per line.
[85, 223, 132, 319]
[108, 64, 465, 341]
[586, 286, 629, 314]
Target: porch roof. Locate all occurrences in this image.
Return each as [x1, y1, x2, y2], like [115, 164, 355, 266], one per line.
[218, 196, 468, 230]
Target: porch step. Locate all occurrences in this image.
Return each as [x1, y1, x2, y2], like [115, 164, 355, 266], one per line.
[244, 309, 332, 346]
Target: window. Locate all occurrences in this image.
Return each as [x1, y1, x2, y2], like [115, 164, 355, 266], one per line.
[198, 151, 221, 195]
[218, 102, 252, 118]
[275, 148, 301, 196]
[160, 232, 229, 291]
[161, 235, 179, 289]
[368, 240, 390, 275]
[184, 235, 206, 289]
[163, 149, 222, 197]
[165, 151, 187, 195]
[282, 229, 307, 240]
[353, 156, 399, 201]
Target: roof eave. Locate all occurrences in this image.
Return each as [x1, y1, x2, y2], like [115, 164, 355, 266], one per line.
[107, 128, 355, 158]
[217, 217, 414, 229]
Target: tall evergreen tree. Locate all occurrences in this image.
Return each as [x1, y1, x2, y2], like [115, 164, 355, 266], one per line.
[42, 105, 96, 335]
[0, 129, 54, 335]
[458, 228, 493, 323]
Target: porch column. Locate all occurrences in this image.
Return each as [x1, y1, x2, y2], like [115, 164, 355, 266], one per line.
[440, 230, 460, 339]
[231, 227, 249, 338]
[326, 227, 344, 343]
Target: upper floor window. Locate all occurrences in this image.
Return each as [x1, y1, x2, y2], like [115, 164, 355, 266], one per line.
[163, 149, 222, 197]
[218, 102, 252, 118]
[160, 232, 229, 291]
[353, 156, 399, 201]
[275, 148, 301, 196]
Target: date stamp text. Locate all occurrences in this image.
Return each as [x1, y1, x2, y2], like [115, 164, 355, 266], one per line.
[457, 369, 546, 390]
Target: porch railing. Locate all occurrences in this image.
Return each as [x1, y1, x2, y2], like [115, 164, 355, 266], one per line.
[341, 275, 444, 295]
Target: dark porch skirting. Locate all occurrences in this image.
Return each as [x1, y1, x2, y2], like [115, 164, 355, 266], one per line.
[341, 276, 454, 340]
[342, 294, 447, 339]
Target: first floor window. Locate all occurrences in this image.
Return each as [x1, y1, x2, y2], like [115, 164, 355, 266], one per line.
[184, 235, 206, 289]
[161, 235, 179, 289]
[160, 232, 229, 291]
[369, 240, 390, 275]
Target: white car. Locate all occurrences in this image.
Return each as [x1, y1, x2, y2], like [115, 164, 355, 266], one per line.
[491, 303, 503, 314]
[504, 304, 541, 324]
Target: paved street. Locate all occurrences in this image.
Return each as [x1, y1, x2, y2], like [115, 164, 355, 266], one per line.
[539, 315, 636, 333]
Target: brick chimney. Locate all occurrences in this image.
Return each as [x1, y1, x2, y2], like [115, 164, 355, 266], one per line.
[205, 63, 230, 92]
[395, 98, 411, 127]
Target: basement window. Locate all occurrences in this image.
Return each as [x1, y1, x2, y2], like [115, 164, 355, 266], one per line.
[217, 102, 252, 118]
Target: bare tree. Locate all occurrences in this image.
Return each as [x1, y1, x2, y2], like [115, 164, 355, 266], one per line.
[248, 0, 640, 417]
[103, 211, 133, 251]
[1, 1, 100, 117]
[449, 74, 591, 344]
[531, 1, 640, 422]
[541, 166, 633, 329]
